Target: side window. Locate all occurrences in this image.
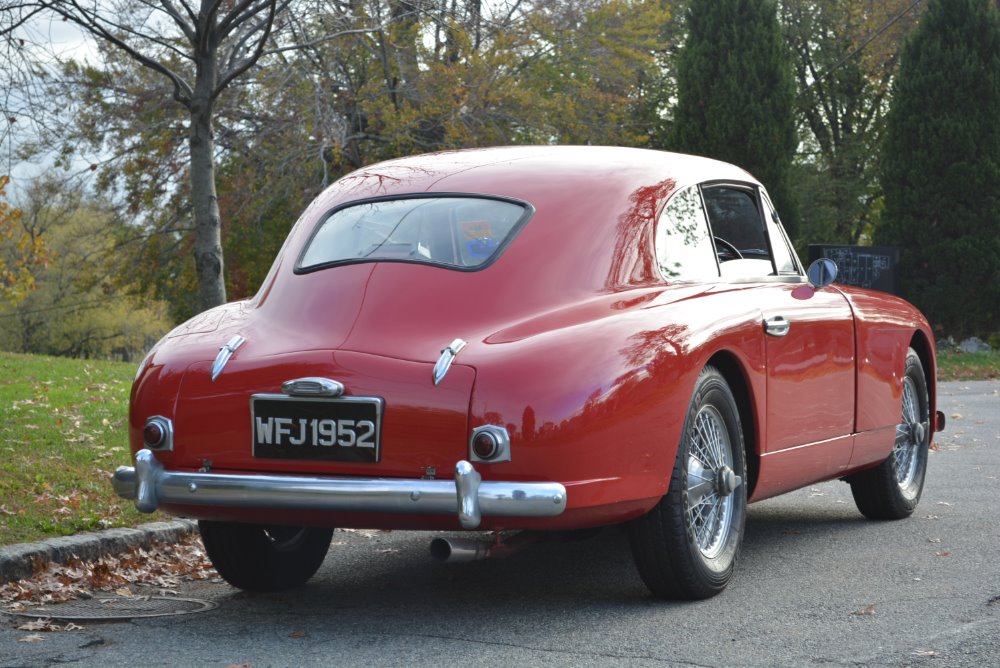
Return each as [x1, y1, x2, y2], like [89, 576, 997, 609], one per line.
[761, 195, 800, 275]
[656, 186, 719, 280]
[701, 186, 774, 278]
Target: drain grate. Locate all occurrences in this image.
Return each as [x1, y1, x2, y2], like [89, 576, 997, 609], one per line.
[12, 596, 217, 622]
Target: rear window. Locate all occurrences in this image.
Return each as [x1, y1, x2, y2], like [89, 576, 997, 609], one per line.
[297, 196, 530, 272]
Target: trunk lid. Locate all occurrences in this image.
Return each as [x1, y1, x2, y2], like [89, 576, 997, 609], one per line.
[170, 349, 474, 479]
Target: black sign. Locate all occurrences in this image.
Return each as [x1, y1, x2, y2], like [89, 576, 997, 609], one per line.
[807, 245, 899, 295]
[251, 395, 382, 463]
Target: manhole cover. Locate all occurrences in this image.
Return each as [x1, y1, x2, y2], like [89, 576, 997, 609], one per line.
[13, 597, 217, 621]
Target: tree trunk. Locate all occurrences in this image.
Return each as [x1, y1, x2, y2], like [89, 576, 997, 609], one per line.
[189, 101, 227, 311]
[189, 1, 227, 314]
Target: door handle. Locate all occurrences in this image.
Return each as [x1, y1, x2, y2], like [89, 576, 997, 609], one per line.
[764, 316, 790, 337]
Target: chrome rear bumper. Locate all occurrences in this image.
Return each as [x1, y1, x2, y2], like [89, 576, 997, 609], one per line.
[112, 449, 567, 530]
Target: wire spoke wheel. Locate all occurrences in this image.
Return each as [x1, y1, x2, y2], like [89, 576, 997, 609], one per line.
[893, 376, 924, 488]
[629, 366, 747, 600]
[849, 348, 930, 520]
[686, 405, 735, 559]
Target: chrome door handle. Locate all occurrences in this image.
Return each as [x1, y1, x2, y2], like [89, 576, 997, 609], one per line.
[764, 316, 790, 337]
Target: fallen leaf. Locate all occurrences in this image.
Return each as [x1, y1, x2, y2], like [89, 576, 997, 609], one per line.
[2, 535, 215, 609]
[288, 630, 306, 638]
[18, 634, 44, 643]
[912, 649, 938, 657]
[934, 551, 951, 557]
[950, 413, 962, 419]
[851, 603, 877, 616]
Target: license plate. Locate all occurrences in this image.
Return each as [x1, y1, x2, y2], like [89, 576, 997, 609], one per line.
[251, 394, 383, 463]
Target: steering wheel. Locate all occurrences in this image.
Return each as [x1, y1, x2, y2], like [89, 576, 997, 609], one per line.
[714, 237, 743, 261]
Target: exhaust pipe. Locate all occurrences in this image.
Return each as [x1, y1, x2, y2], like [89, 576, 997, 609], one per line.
[429, 537, 492, 562]
[429, 531, 541, 563]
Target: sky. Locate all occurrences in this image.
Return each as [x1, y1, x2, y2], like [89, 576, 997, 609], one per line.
[3, 12, 98, 197]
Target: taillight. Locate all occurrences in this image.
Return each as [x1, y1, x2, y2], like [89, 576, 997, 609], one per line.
[469, 425, 510, 463]
[143, 416, 173, 451]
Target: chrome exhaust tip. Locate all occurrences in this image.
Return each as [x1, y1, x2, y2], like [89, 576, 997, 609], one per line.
[429, 537, 492, 562]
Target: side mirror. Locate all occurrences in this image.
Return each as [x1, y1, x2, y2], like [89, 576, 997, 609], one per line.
[807, 258, 838, 289]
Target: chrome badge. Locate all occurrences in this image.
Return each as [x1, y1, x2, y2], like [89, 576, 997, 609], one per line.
[433, 338, 467, 386]
[211, 335, 246, 381]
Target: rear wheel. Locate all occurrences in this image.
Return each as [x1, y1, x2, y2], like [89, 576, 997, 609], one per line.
[199, 521, 333, 592]
[629, 366, 747, 600]
[849, 348, 930, 520]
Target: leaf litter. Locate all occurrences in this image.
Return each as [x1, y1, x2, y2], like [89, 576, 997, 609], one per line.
[1, 534, 216, 618]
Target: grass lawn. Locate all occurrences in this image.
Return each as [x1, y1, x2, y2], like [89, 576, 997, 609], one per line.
[936, 349, 1000, 381]
[0, 351, 166, 545]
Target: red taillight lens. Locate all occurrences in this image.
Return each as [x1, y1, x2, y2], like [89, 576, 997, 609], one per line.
[469, 425, 510, 463]
[142, 416, 172, 450]
[143, 422, 164, 447]
[472, 431, 499, 460]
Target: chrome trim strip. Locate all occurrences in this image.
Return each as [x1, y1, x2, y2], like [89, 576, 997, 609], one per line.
[112, 449, 567, 529]
[433, 338, 467, 386]
[281, 377, 345, 397]
[211, 335, 246, 381]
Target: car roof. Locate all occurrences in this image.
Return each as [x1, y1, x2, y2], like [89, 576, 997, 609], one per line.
[279, 147, 762, 301]
[312, 146, 758, 207]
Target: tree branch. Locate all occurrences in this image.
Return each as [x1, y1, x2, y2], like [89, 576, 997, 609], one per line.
[39, 0, 194, 105]
[159, 0, 197, 43]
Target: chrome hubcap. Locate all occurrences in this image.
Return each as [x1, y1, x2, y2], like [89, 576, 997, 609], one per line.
[686, 405, 741, 559]
[893, 376, 926, 490]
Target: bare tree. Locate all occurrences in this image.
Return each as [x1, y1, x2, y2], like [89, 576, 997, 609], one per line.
[0, 0, 352, 311]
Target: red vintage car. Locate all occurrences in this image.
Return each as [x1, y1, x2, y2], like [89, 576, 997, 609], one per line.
[113, 146, 943, 599]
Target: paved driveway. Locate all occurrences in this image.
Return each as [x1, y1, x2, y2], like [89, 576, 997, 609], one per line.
[2, 380, 998, 667]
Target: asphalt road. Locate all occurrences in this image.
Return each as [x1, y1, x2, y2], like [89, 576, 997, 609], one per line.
[2, 380, 998, 668]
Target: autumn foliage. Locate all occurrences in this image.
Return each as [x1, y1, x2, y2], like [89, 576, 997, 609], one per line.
[0, 175, 50, 305]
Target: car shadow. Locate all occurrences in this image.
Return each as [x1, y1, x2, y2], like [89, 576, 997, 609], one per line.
[205, 500, 890, 616]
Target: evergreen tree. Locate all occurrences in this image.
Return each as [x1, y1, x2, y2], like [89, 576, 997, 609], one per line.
[877, 0, 1000, 338]
[671, 0, 798, 234]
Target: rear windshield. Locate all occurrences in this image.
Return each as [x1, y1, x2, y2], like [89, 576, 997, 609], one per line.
[297, 196, 530, 272]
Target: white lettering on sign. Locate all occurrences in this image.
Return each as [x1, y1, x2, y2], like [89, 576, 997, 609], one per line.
[255, 417, 376, 448]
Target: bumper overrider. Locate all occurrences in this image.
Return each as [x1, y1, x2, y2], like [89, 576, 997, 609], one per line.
[112, 449, 568, 530]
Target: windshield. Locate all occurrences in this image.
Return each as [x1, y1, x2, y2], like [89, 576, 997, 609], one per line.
[297, 196, 530, 272]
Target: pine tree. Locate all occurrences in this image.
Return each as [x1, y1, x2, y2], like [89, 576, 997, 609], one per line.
[671, 0, 798, 234]
[877, 0, 1000, 338]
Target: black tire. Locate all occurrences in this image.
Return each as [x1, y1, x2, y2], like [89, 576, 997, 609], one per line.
[849, 348, 930, 520]
[629, 366, 747, 600]
[198, 521, 334, 592]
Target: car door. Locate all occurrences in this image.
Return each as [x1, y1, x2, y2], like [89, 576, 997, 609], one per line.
[701, 185, 856, 460]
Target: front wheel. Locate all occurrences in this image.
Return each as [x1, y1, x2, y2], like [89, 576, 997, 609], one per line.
[199, 521, 334, 592]
[849, 348, 930, 520]
[629, 366, 747, 600]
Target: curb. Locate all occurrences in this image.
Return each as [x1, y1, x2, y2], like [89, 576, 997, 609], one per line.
[0, 520, 198, 584]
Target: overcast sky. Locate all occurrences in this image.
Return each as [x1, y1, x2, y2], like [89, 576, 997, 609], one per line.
[3, 12, 99, 195]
